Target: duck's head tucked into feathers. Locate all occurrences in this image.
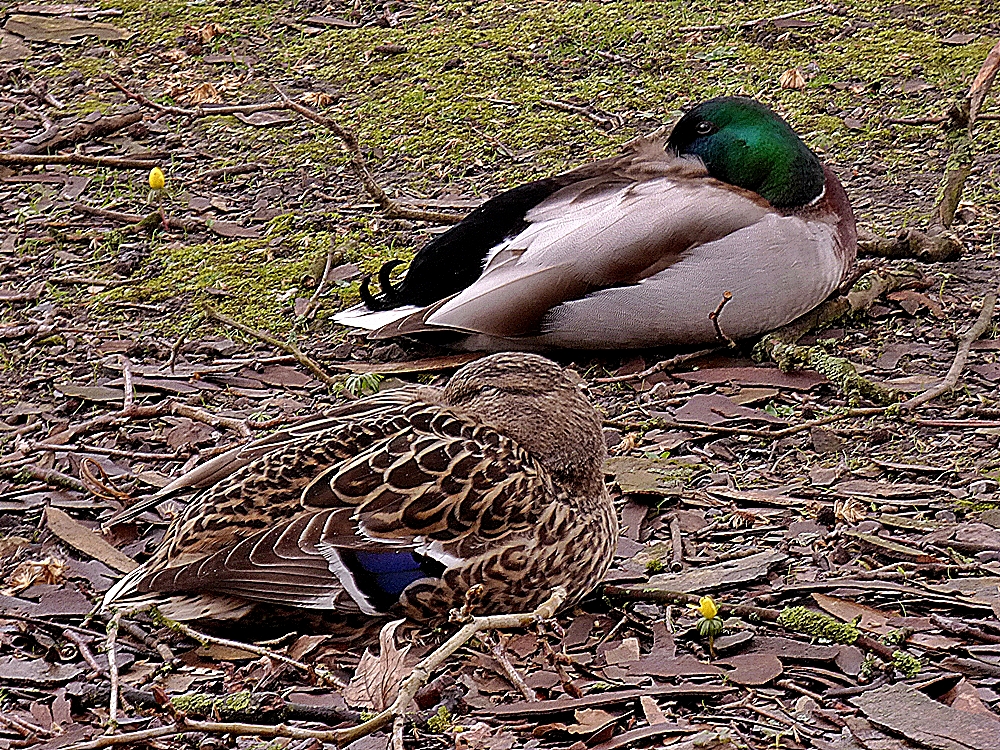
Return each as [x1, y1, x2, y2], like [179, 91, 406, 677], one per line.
[667, 96, 826, 208]
[442, 353, 606, 496]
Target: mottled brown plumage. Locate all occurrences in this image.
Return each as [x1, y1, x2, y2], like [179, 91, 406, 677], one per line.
[102, 353, 616, 623]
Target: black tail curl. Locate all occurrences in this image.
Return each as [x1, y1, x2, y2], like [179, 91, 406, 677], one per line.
[358, 258, 406, 311]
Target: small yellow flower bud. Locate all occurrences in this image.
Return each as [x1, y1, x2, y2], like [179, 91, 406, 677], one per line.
[697, 596, 718, 620]
[148, 167, 165, 191]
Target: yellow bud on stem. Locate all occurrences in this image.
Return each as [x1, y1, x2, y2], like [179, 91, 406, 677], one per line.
[148, 167, 165, 191]
[697, 596, 718, 620]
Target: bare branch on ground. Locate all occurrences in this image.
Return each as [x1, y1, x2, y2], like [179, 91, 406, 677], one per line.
[63, 588, 568, 750]
[902, 285, 998, 410]
[203, 304, 344, 389]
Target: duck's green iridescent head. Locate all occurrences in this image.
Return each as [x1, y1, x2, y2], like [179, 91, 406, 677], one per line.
[667, 96, 825, 208]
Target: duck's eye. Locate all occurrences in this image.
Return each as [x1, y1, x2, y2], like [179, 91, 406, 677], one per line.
[695, 121, 717, 136]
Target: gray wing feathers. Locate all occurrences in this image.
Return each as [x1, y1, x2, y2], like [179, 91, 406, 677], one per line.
[428, 176, 770, 337]
[539, 212, 844, 348]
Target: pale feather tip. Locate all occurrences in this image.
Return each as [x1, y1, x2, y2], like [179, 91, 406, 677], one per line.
[333, 304, 422, 331]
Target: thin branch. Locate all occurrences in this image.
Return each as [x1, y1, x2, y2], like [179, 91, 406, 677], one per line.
[668, 515, 684, 572]
[271, 85, 463, 225]
[106, 75, 288, 118]
[63, 629, 108, 675]
[0, 712, 51, 739]
[172, 402, 253, 439]
[604, 406, 886, 440]
[538, 98, 622, 130]
[678, 4, 824, 32]
[0, 463, 87, 492]
[63, 589, 567, 750]
[106, 611, 122, 730]
[709, 290, 736, 347]
[902, 285, 998, 410]
[602, 585, 904, 667]
[104, 76, 464, 226]
[72, 202, 207, 233]
[0, 153, 159, 169]
[488, 633, 537, 701]
[203, 304, 343, 389]
[888, 114, 1000, 125]
[391, 716, 405, 750]
[120, 355, 135, 413]
[169, 620, 346, 688]
[593, 347, 720, 384]
[300, 242, 338, 319]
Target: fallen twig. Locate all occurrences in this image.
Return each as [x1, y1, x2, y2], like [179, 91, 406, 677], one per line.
[857, 228, 961, 263]
[0, 712, 51, 739]
[753, 268, 918, 404]
[64, 589, 567, 750]
[105, 77, 463, 225]
[203, 304, 343, 389]
[106, 611, 122, 730]
[888, 114, 1000, 126]
[678, 4, 824, 32]
[668, 515, 684, 572]
[930, 40, 1000, 230]
[489, 633, 538, 701]
[7, 109, 144, 156]
[0, 152, 159, 169]
[930, 614, 1000, 645]
[63, 629, 108, 675]
[300, 242, 340, 320]
[594, 348, 720, 384]
[538, 98, 622, 130]
[172, 402, 253, 439]
[605, 406, 887, 440]
[51, 399, 252, 445]
[197, 163, 265, 180]
[0, 463, 87, 492]
[602, 586, 914, 672]
[72, 202, 206, 234]
[168, 620, 346, 688]
[902, 285, 998, 410]
[26, 442, 181, 462]
[271, 86, 463, 224]
[106, 75, 287, 118]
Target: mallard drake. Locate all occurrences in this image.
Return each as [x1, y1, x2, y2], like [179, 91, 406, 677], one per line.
[334, 96, 856, 350]
[102, 353, 616, 623]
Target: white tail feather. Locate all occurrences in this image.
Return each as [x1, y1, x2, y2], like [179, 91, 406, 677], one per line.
[333, 303, 421, 331]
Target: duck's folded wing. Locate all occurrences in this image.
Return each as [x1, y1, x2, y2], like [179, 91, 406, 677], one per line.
[104, 405, 547, 615]
[423, 174, 772, 337]
[103, 386, 430, 527]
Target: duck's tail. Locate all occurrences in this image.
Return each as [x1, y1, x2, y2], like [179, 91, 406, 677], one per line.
[102, 566, 253, 620]
[332, 302, 423, 331]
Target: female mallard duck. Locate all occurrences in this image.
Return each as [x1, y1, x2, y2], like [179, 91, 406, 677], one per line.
[335, 96, 856, 350]
[102, 353, 616, 623]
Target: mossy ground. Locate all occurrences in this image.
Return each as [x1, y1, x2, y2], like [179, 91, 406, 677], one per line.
[17, 0, 999, 336]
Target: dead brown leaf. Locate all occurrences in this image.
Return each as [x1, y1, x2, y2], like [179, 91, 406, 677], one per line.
[185, 21, 226, 42]
[343, 619, 418, 711]
[716, 653, 783, 686]
[887, 290, 945, 318]
[0, 536, 29, 561]
[302, 91, 335, 107]
[812, 593, 893, 635]
[780, 68, 806, 90]
[3, 556, 67, 595]
[4, 13, 133, 44]
[44, 507, 138, 573]
[184, 82, 221, 104]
